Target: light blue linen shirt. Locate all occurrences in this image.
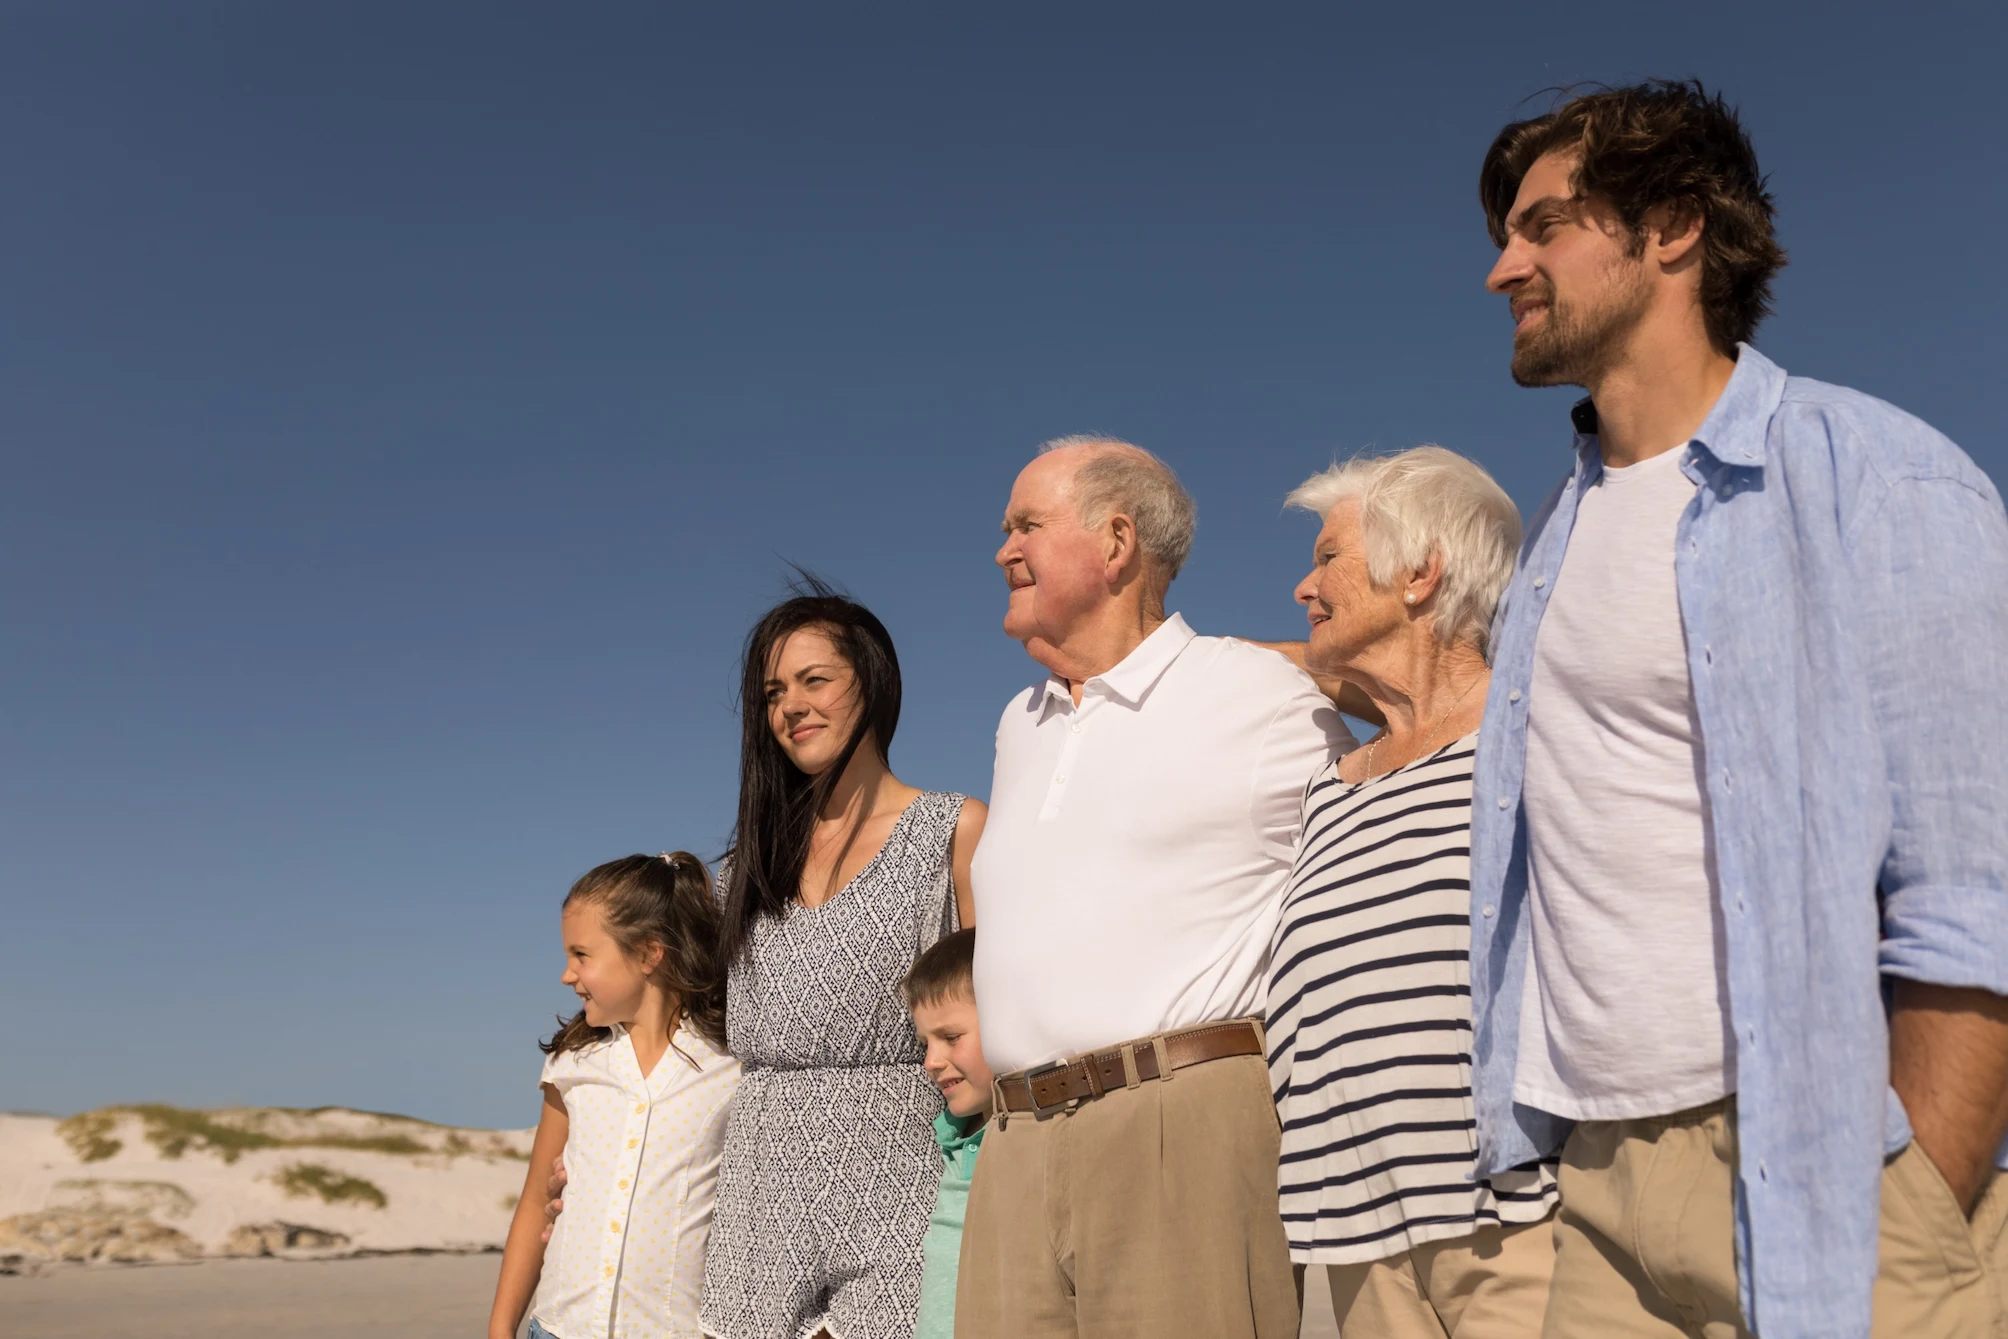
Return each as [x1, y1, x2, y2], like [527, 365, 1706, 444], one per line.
[1469, 345, 2008, 1339]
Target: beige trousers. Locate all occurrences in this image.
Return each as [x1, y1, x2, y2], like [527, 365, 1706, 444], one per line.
[1320, 1215, 1559, 1338]
[954, 1051, 1298, 1339]
[1542, 1098, 2008, 1338]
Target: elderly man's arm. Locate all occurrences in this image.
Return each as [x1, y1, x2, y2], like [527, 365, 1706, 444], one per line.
[1244, 639, 1385, 726]
[1868, 475, 2008, 1213]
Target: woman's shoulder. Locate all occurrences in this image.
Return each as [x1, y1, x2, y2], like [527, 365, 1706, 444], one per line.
[908, 790, 978, 844]
[1301, 753, 1350, 800]
[1309, 734, 1477, 835]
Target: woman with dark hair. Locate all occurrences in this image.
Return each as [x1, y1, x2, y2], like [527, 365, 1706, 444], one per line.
[699, 580, 986, 1339]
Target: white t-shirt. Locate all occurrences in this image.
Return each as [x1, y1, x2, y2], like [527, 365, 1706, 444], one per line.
[971, 614, 1354, 1075]
[1515, 444, 1736, 1121]
[532, 1024, 739, 1339]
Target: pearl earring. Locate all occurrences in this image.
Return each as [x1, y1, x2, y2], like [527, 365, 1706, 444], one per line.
[1404, 593, 1417, 604]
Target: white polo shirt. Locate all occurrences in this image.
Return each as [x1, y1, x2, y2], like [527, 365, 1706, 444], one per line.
[531, 1024, 739, 1339]
[972, 614, 1353, 1075]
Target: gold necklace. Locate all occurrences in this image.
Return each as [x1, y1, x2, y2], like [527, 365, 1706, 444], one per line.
[1360, 674, 1483, 779]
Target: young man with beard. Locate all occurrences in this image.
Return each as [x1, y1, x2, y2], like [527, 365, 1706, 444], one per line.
[1467, 81, 2008, 1338]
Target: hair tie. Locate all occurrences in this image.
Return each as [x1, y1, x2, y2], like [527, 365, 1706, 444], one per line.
[659, 851, 676, 866]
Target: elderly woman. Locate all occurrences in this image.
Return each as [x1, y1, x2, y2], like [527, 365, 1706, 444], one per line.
[1267, 446, 1557, 1339]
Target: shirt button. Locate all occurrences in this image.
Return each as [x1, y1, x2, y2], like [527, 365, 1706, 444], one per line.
[1482, 905, 1496, 918]
[1070, 721, 1082, 734]
[1497, 796, 1510, 809]
[1054, 774, 1067, 784]
[1532, 576, 1546, 589]
[1508, 689, 1522, 703]
[1758, 1161, 1769, 1181]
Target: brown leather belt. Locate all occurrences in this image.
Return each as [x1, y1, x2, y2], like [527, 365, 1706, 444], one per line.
[993, 1019, 1265, 1117]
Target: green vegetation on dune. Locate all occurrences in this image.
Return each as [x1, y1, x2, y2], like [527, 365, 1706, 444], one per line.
[274, 1162, 388, 1209]
[56, 1111, 123, 1162]
[290, 1132, 429, 1155]
[126, 1105, 282, 1162]
[51, 1178, 197, 1220]
[52, 1104, 499, 1164]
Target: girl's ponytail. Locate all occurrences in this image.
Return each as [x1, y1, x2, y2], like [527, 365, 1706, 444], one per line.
[540, 851, 731, 1062]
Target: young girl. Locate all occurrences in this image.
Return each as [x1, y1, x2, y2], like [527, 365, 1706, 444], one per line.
[490, 853, 740, 1339]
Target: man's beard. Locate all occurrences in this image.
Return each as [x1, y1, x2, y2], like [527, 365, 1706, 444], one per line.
[1510, 267, 1652, 389]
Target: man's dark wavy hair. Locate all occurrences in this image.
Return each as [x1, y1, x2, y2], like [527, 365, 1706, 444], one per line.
[1480, 79, 1787, 353]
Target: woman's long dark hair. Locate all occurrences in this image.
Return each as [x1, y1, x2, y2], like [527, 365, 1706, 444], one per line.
[719, 576, 902, 964]
[541, 852, 730, 1063]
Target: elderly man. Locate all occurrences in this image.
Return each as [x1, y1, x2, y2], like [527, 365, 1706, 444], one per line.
[957, 436, 1353, 1339]
[1471, 82, 2008, 1339]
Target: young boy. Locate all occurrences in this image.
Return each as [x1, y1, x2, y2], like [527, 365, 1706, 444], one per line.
[903, 928, 993, 1339]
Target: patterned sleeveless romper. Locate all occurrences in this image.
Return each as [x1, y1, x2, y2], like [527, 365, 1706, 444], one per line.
[700, 792, 966, 1339]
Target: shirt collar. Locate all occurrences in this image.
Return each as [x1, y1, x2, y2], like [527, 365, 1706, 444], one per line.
[606, 1020, 685, 1094]
[933, 1107, 987, 1153]
[1039, 613, 1196, 712]
[1569, 343, 1788, 471]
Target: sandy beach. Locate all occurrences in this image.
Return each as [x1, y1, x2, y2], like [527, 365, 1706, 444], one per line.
[0, 1254, 512, 1339]
[0, 1254, 1343, 1338]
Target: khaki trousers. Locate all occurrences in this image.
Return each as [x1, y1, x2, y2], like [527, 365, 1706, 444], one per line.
[955, 1051, 1298, 1339]
[1322, 1215, 1559, 1339]
[1542, 1098, 2008, 1338]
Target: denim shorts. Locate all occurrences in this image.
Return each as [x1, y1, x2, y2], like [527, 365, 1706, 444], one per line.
[526, 1320, 561, 1339]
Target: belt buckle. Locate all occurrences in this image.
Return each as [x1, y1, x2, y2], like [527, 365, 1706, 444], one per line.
[1021, 1059, 1073, 1116]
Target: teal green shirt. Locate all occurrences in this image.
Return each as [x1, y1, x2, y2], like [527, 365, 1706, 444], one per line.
[913, 1109, 986, 1339]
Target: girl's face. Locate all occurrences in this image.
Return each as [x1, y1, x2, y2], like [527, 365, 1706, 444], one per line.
[764, 625, 867, 778]
[559, 902, 660, 1029]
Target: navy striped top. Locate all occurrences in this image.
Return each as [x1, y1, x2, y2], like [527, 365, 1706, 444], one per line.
[1267, 734, 1556, 1264]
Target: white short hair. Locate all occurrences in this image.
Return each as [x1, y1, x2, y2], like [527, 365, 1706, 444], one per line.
[1037, 435, 1197, 582]
[1287, 446, 1522, 657]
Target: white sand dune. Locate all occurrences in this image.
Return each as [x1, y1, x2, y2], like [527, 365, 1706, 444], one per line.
[0, 1252, 1342, 1339]
[0, 1106, 533, 1272]
[0, 1105, 1341, 1338]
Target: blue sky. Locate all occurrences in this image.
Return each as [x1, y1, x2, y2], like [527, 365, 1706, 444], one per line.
[5, 2, 2003, 1128]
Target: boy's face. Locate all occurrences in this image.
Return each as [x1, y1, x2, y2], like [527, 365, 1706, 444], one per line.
[912, 991, 994, 1120]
